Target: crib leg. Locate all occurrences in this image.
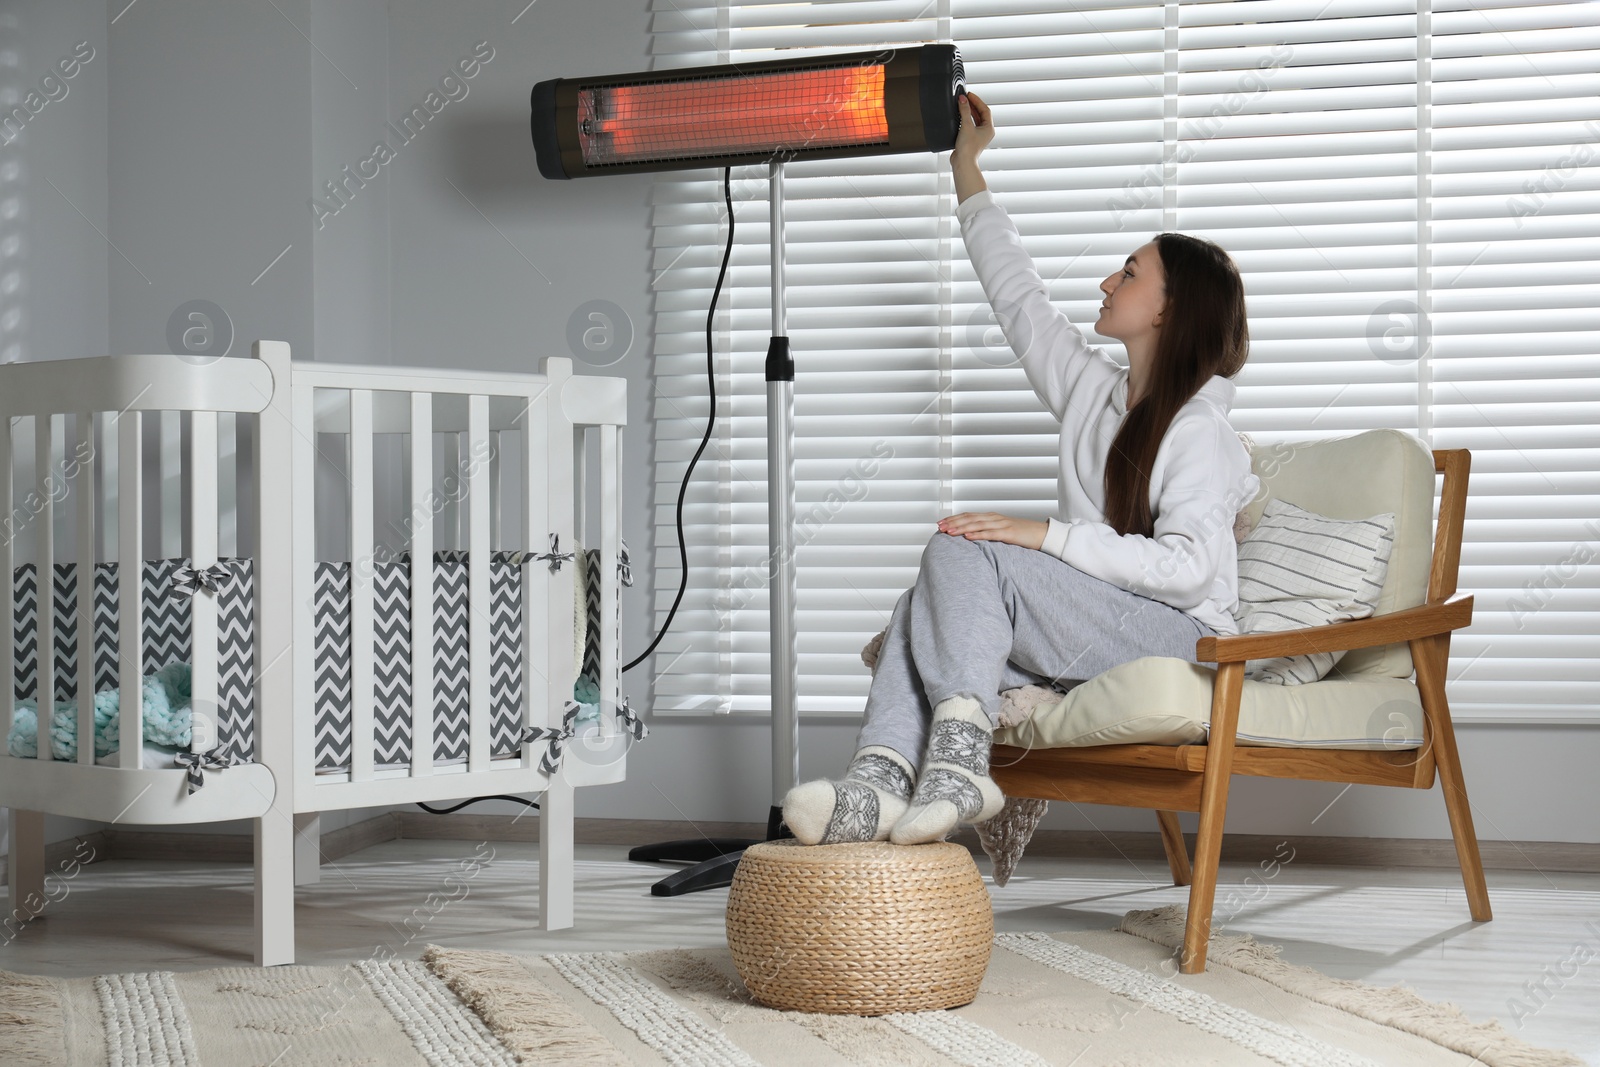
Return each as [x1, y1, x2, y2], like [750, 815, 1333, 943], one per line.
[293, 812, 321, 886]
[6, 810, 46, 926]
[539, 780, 574, 931]
[255, 811, 296, 966]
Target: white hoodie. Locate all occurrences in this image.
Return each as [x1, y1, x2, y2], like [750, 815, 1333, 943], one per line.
[956, 188, 1259, 636]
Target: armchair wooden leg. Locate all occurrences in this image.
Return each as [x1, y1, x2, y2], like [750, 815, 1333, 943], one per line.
[1412, 633, 1492, 923]
[1183, 661, 1243, 975]
[1156, 810, 1191, 887]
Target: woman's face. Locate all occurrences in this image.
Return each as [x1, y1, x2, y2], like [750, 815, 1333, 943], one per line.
[1097, 241, 1167, 345]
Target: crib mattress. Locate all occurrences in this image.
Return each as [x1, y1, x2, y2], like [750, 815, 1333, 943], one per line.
[11, 551, 604, 772]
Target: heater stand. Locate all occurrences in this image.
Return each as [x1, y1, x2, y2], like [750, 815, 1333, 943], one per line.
[628, 161, 801, 895]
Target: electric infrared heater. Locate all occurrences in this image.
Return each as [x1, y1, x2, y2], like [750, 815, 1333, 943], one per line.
[530, 45, 964, 178]
[532, 45, 966, 897]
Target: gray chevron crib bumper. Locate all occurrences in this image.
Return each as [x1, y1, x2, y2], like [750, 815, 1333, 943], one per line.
[11, 551, 609, 772]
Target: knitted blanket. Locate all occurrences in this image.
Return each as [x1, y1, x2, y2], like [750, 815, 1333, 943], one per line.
[6, 661, 194, 761]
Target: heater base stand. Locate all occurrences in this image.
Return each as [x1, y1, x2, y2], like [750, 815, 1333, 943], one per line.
[630, 806, 789, 896]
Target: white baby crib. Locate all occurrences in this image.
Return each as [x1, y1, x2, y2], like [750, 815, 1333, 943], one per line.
[0, 341, 630, 965]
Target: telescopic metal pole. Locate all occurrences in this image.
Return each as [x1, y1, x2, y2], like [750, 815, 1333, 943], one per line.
[764, 158, 799, 837]
[628, 160, 800, 892]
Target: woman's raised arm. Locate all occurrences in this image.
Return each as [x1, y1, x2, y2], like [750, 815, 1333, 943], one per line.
[950, 90, 1122, 425]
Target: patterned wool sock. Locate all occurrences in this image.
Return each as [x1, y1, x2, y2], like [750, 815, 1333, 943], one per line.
[781, 746, 916, 845]
[890, 696, 1005, 845]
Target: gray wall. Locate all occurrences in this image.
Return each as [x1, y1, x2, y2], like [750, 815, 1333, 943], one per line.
[0, 0, 111, 856]
[1, 0, 107, 364]
[1, 0, 1595, 861]
[311, 0, 391, 368]
[106, 0, 314, 360]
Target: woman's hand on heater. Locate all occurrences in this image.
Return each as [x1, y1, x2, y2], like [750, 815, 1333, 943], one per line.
[937, 512, 1047, 551]
[952, 91, 994, 163]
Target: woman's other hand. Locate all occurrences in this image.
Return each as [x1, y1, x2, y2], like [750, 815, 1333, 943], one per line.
[952, 91, 995, 164]
[937, 512, 1047, 551]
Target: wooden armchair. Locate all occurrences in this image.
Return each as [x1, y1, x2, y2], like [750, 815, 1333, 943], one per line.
[991, 433, 1488, 974]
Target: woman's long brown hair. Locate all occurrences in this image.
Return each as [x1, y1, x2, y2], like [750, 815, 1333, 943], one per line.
[1101, 233, 1249, 538]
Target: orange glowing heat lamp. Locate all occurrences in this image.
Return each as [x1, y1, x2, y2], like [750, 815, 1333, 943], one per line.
[531, 45, 964, 178]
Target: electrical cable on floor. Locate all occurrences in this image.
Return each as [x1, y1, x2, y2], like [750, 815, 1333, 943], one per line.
[623, 164, 734, 674]
[416, 795, 540, 815]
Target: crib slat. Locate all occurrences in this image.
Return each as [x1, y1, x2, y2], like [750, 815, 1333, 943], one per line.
[409, 393, 434, 778]
[521, 392, 550, 760]
[34, 416, 54, 763]
[600, 424, 619, 725]
[467, 395, 490, 774]
[189, 411, 219, 756]
[218, 412, 237, 558]
[75, 414, 96, 766]
[0, 417, 12, 739]
[546, 391, 576, 738]
[290, 383, 319, 799]
[97, 415, 117, 564]
[117, 412, 143, 770]
[573, 426, 586, 548]
[349, 389, 375, 783]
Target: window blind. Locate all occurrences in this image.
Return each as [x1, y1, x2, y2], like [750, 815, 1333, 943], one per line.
[648, 0, 1600, 723]
[1427, 2, 1600, 721]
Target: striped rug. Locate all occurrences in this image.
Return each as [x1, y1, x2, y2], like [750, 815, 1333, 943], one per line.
[0, 907, 1579, 1066]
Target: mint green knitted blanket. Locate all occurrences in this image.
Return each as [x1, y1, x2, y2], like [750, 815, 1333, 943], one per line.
[6, 661, 194, 761]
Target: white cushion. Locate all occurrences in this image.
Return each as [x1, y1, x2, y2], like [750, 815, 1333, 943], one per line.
[1234, 497, 1396, 685]
[994, 657, 1425, 751]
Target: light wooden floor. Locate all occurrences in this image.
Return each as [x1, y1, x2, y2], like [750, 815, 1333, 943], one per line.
[2, 838, 1596, 1065]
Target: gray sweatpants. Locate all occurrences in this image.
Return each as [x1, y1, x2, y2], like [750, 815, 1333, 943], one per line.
[856, 531, 1217, 771]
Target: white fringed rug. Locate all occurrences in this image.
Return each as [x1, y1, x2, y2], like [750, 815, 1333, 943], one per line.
[1, 907, 1581, 1067]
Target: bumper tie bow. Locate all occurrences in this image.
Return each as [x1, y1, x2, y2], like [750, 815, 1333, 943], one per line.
[174, 750, 245, 794]
[520, 700, 581, 775]
[171, 563, 231, 598]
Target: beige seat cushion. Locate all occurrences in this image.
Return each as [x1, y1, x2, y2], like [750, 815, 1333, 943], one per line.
[994, 656, 1425, 751]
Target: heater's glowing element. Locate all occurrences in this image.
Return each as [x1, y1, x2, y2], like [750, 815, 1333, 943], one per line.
[578, 66, 891, 167]
[532, 45, 963, 179]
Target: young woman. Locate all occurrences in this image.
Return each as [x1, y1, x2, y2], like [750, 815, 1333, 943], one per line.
[783, 90, 1259, 847]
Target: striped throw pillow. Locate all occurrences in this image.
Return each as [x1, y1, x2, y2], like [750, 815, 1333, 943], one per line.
[1234, 497, 1396, 685]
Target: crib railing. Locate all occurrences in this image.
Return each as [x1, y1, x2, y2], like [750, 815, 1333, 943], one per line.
[287, 356, 624, 807]
[0, 349, 282, 827]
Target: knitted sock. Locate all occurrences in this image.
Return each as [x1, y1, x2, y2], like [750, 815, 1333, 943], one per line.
[890, 697, 1005, 845]
[781, 746, 916, 845]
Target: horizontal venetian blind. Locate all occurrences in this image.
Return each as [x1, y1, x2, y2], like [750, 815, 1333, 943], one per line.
[649, 0, 1600, 723]
[1426, 1, 1600, 721]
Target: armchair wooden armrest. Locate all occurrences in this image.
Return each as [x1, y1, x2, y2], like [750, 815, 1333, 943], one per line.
[1195, 592, 1474, 664]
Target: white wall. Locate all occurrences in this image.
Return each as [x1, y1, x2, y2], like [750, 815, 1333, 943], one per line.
[4, 0, 1595, 858]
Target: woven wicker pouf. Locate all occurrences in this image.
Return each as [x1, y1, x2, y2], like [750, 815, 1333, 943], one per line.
[725, 839, 993, 1015]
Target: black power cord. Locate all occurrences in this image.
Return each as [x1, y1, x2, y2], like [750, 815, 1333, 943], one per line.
[623, 164, 734, 674]
[421, 166, 735, 817]
[416, 795, 540, 815]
